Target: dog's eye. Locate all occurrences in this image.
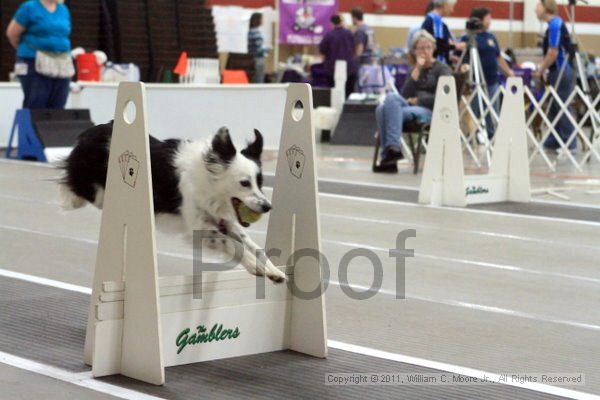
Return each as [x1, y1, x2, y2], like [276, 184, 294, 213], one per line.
[240, 180, 251, 188]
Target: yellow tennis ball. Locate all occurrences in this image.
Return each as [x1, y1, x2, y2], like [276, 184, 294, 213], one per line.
[238, 203, 262, 224]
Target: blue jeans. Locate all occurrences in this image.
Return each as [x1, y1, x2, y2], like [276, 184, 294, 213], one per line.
[471, 82, 499, 139]
[375, 93, 432, 157]
[544, 67, 576, 150]
[253, 57, 265, 83]
[17, 58, 70, 109]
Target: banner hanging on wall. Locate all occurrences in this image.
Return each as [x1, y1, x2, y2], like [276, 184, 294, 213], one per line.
[279, 0, 338, 45]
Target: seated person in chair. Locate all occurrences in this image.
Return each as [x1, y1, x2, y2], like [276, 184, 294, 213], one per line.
[375, 29, 451, 166]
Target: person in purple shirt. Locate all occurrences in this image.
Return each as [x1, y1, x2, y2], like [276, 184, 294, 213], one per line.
[319, 15, 357, 96]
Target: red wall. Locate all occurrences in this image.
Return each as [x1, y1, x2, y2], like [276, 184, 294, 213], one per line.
[206, 0, 599, 23]
[206, 0, 524, 18]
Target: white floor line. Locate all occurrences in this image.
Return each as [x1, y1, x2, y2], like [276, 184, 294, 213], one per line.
[329, 279, 600, 332]
[533, 198, 600, 211]
[0, 157, 54, 168]
[413, 252, 600, 285]
[0, 268, 91, 295]
[0, 223, 191, 261]
[0, 351, 164, 400]
[2, 269, 598, 400]
[0, 223, 99, 245]
[4, 249, 600, 335]
[250, 229, 600, 287]
[289, 174, 600, 212]
[327, 341, 600, 400]
[312, 191, 600, 227]
[2, 192, 597, 259]
[8, 157, 599, 216]
[0, 193, 60, 204]
[320, 212, 600, 251]
[2, 221, 598, 287]
[263, 172, 419, 191]
[3, 167, 600, 228]
[4, 191, 596, 251]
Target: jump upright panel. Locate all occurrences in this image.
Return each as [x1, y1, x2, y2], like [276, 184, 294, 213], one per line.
[419, 77, 530, 207]
[83, 83, 164, 384]
[84, 82, 327, 385]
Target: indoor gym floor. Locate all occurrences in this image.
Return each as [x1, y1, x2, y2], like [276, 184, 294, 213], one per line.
[1, 142, 600, 400]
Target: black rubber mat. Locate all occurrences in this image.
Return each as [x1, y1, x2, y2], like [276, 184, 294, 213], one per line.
[263, 174, 600, 224]
[0, 276, 567, 400]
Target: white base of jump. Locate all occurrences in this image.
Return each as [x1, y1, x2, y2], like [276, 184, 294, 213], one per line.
[419, 77, 531, 207]
[92, 267, 293, 376]
[84, 82, 327, 385]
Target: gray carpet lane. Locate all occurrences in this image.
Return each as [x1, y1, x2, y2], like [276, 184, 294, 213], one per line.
[0, 276, 567, 400]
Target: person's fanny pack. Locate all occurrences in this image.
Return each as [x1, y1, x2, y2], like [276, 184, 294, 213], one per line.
[35, 50, 75, 79]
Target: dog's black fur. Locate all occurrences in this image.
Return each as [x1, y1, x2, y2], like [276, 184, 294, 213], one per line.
[61, 121, 183, 214]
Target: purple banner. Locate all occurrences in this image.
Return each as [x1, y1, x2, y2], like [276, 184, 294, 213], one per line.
[279, 0, 338, 45]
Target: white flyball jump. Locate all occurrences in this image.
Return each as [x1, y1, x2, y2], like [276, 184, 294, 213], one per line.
[83, 82, 327, 385]
[419, 76, 531, 207]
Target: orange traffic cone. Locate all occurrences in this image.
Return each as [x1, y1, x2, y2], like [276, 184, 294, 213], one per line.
[174, 51, 188, 76]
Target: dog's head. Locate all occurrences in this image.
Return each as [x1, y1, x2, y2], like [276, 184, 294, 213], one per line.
[204, 127, 270, 227]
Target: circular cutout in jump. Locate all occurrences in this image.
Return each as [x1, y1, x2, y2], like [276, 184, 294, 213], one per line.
[443, 85, 450, 95]
[511, 85, 518, 95]
[292, 100, 304, 122]
[123, 101, 136, 125]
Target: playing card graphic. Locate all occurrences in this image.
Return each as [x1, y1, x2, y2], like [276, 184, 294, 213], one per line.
[286, 145, 305, 179]
[118, 150, 140, 188]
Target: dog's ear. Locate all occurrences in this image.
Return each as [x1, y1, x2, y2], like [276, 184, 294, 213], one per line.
[211, 127, 236, 163]
[241, 129, 263, 162]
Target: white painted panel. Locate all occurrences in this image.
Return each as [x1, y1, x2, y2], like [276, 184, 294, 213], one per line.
[464, 175, 509, 205]
[97, 283, 291, 320]
[161, 301, 291, 367]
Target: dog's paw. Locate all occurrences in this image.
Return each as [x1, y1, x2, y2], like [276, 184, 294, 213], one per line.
[266, 265, 287, 283]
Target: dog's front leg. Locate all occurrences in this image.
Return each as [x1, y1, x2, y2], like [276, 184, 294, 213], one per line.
[192, 229, 268, 278]
[231, 229, 286, 283]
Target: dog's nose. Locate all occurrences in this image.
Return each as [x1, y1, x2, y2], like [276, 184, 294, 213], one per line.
[261, 203, 272, 212]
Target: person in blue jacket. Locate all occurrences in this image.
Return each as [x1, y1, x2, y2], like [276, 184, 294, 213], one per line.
[461, 8, 514, 139]
[535, 0, 576, 151]
[421, 0, 466, 65]
[6, 0, 72, 109]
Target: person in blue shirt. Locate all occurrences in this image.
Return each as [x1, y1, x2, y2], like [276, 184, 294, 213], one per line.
[535, 0, 576, 151]
[6, 0, 72, 109]
[248, 13, 266, 83]
[461, 8, 514, 139]
[421, 0, 466, 65]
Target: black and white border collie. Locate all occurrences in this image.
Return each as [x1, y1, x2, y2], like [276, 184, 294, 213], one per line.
[59, 121, 286, 282]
